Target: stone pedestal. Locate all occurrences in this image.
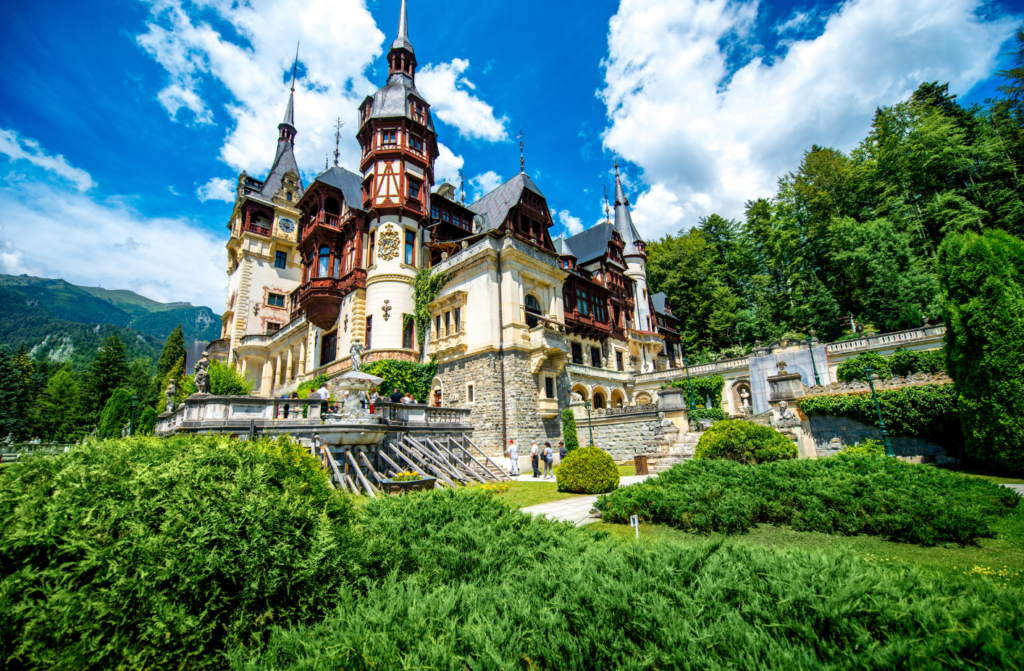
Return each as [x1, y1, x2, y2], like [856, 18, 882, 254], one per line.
[657, 388, 689, 412]
[767, 360, 805, 402]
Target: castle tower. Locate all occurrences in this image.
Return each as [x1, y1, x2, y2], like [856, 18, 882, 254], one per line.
[612, 161, 651, 332]
[355, 0, 438, 354]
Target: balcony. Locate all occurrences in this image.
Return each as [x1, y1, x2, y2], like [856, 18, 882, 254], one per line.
[243, 222, 272, 237]
[538, 397, 559, 418]
[297, 268, 367, 330]
[565, 310, 613, 338]
[300, 211, 354, 242]
[430, 323, 467, 359]
[566, 363, 633, 383]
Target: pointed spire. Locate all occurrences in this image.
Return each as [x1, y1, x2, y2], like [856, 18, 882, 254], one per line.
[517, 129, 525, 174]
[391, 0, 415, 54]
[612, 159, 645, 257]
[333, 118, 344, 167]
[281, 42, 299, 128]
[459, 168, 466, 204]
[603, 183, 611, 224]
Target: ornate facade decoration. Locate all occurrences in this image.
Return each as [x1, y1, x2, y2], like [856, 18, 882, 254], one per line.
[382, 299, 393, 321]
[378, 224, 400, 261]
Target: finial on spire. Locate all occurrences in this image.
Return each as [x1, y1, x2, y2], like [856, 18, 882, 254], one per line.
[290, 42, 300, 92]
[603, 183, 611, 223]
[517, 129, 525, 173]
[614, 157, 619, 175]
[398, 0, 409, 42]
[325, 153, 329, 170]
[459, 168, 465, 204]
[333, 118, 344, 167]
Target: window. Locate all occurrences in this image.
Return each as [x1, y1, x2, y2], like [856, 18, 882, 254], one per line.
[286, 192, 292, 202]
[408, 180, 421, 200]
[408, 136, 423, 152]
[590, 347, 602, 368]
[575, 288, 589, 317]
[545, 376, 554, 399]
[431, 204, 440, 219]
[320, 331, 337, 365]
[435, 314, 441, 337]
[365, 315, 372, 350]
[267, 293, 285, 308]
[454, 307, 461, 332]
[381, 130, 396, 145]
[616, 351, 624, 371]
[307, 251, 317, 278]
[368, 231, 375, 264]
[275, 251, 287, 269]
[444, 311, 451, 335]
[402, 318, 415, 349]
[405, 229, 416, 265]
[467, 383, 474, 403]
[318, 246, 329, 278]
[525, 294, 541, 328]
[333, 247, 342, 278]
[571, 343, 583, 365]
[266, 322, 282, 335]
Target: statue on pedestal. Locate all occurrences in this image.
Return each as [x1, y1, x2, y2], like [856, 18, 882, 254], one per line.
[194, 352, 211, 395]
[740, 388, 751, 415]
[165, 380, 176, 413]
[350, 341, 365, 373]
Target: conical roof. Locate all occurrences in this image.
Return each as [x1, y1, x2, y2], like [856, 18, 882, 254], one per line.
[613, 162, 644, 257]
[391, 0, 414, 53]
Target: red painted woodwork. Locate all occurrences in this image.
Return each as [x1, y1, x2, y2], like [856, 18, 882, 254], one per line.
[297, 269, 367, 330]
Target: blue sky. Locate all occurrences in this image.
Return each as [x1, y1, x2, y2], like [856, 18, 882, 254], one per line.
[0, 0, 1020, 311]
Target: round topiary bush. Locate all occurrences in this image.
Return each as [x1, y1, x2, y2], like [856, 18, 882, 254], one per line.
[694, 420, 797, 464]
[556, 445, 620, 494]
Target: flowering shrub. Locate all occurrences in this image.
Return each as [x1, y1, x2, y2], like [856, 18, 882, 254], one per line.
[391, 470, 423, 482]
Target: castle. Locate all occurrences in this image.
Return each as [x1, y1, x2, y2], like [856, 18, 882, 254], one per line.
[219, 0, 685, 453]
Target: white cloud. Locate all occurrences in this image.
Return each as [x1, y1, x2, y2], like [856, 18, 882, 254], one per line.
[556, 209, 584, 236]
[776, 10, 813, 35]
[417, 59, 509, 141]
[196, 177, 236, 202]
[137, 0, 384, 180]
[469, 170, 503, 202]
[600, 0, 1020, 241]
[0, 138, 226, 310]
[0, 128, 96, 192]
[433, 143, 465, 187]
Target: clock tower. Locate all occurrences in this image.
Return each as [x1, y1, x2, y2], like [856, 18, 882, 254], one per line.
[355, 0, 438, 354]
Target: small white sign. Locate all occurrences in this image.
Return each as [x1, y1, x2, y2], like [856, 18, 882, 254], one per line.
[629, 515, 640, 539]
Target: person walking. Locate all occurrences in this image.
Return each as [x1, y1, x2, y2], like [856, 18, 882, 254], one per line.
[558, 440, 567, 462]
[542, 441, 554, 479]
[508, 439, 520, 476]
[530, 440, 540, 478]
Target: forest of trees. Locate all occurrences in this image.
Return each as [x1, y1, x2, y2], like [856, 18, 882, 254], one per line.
[647, 28, 1024, 360]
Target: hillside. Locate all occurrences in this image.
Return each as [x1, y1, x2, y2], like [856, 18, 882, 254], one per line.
[0, 274, 221, 366]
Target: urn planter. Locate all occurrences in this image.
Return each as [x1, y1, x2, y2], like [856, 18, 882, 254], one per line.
[380, 477, 436, 494]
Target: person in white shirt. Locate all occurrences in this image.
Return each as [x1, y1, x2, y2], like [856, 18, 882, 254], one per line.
[507, 439, 520, 476]
[530, 440, 540, 478]
[315, 385, 330, 400]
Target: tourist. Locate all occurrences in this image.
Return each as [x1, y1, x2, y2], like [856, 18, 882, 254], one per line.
[389, 387, 403, 403]
[542, 442, 554, 479]
[369, 388, 379, 413]
[558, 440, 566, 462]
[508, 439, 519, 476]
[403, 392, 414, 405]
[530, 440, 540, 478]
[358, 388, 367, 409]
[315, 383, 330, 400]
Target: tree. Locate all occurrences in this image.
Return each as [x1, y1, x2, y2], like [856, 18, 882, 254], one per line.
[208, 361, 254, 396]
[561, 407, 580, 452]
[0, 345, 27, 440]
[156, 325, 187, 384]
[938, 229, 1024, 472]
[29, 363, 86, 443]
[82, 334, 130, 426]
[98, 387, 134, 439]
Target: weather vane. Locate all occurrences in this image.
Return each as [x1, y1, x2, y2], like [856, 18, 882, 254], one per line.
[290, 42, 300, 93]
[603, 183, 611, 223]
[458, 168, 465, 203]
[333, 118, 344, 167]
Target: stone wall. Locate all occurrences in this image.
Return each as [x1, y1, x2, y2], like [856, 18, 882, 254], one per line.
[436, 349, 569, 457]
[582, 413, 668, 461]
[807, 414, 947, 459]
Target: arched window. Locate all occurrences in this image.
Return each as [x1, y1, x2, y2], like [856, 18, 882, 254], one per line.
[525, 294, 542, 328]
[318, 246, 330, 278]
[593, 391, 606, 409]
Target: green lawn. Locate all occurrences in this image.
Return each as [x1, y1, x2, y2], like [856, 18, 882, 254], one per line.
[474, 481, 580, 509]
[588, 503, 1024, 590]
[937, 464, 1024, 485]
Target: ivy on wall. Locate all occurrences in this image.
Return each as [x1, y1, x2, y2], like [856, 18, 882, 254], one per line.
[413, 268, 449, 349]
[363, 358, 438, 403]
[665, 374, 726, 408]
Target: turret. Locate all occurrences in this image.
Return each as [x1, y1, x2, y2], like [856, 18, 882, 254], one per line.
[612, 161, 652, 332]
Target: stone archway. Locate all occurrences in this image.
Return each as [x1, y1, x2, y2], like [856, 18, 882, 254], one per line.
[610, 388, 627, 408]
[731, 380, 752, 416]
[432, 376, 444, 407]
[592, 388, 607, 409]
[571, 383, 590, 402]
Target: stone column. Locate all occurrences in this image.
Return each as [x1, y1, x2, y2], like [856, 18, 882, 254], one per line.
[299, 340, 306, 376]
[261, 360, 272, 398]
[276, 353, 283, 386]
[240, 357, 247, 377]
[286, 348, 294, 381]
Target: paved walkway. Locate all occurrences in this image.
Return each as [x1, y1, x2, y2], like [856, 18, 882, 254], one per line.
[520, 474, 655, 526]
[1004, 484, 1024, 496]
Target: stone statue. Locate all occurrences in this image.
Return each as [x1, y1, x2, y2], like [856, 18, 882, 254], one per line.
[165, 380, 176, 413]
[778, 400, 797, 421]
[740, 388, 751, 414]
[194, 353, 211, 395]
[570, 390, 583, 403]
[350, 341, 365, 373]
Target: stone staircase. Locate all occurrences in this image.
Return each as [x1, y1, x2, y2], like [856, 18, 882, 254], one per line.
[650, 432, 702, 473]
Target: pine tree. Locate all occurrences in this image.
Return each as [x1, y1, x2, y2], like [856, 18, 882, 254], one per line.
[81, 334, 130, 426]
[561, 407, 580, 452]
[156, 326, 187, 384]
[98, 388, 134, 439]
[0, 344, 27, 440]
[938, 229, 1024, 471]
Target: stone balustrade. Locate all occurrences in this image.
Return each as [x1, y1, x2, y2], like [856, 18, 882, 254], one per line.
[377, 402, 472, 428]
[156, 395, 323, 436]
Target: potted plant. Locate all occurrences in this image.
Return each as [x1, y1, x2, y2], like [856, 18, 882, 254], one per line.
[381, 470, 436, 494]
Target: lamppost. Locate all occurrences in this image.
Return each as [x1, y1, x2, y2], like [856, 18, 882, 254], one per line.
[682, 356, 696, 411]
[863, 367, 894, 457]
[806, 331, 821, 386]
[584, 401, 594, 446]
[129, 394, 139, 437]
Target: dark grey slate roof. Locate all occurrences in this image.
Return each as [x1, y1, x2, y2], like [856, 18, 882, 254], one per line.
[613, 168, 644, 257]
[314, 166, 364, 210]
[362, 73, 435, 131]
[553, 235, 576, 258]
[565, 223, 614, 265]
[391, 0, 414, 54]
[259, 91, 304, 200]
[468, 173, 546, 231]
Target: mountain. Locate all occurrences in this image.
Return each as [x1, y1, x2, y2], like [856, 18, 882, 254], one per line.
[0, 274, 221, 367]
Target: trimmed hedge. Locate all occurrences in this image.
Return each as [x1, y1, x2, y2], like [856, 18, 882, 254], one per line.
[595, 456, 1019, 546]
[556, 445, 619, 494]
[836, 351, 891, 381]
[694, 419, 797, 464]
[0, 436, 359, 670]
[689, 408, 729, 422]
[889, 347, 946, 376]
[667, 373, 725, 408]
[561, 407, 580, 452]
[798, 383, 962, 451]
[362, 358, 437, 404]
[238, 489, 1024, 670]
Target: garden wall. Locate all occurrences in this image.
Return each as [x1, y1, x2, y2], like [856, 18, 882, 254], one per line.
[807, 414, 948, 460]
[582, 412, 668, 461]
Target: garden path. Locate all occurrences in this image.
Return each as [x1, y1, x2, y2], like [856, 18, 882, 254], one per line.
[521, 475, 654, 526]
[1004, 484, 1024, 496]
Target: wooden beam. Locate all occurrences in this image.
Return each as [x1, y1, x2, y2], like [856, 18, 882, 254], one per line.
[324, 447, 349, 492]
[359, 450, 386, 486]
[462, 434, 512, 480]
[407, 436, 466, 484]
[429, 437, 486, 484]
[346, 449, 377, 499]
[401, 438, 457, 489]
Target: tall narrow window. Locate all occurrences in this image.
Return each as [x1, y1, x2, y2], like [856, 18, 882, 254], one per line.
[453, 307, 461, 332]
[571, 343, 583, 365]
[444, 311, 451, 335]
[408, 180, 421, 200]
[321, 331, 337, 365]
[318, 246, 329, 278]
[590, 347, 602, 368]
[365, 315, 373, 350]
[435, 314, 441, 337]
[333, 247, 342, 278]
[467, 384, 474, 403]
[616, 351, 624, 371]
[405, 229, 416, 265]
[274, 251, 287, 269]
[308, 251, 317, 278]
[402, 318, 415, 349]
[368, 231, 376, 264]
[545, 377, 554, 399]
[525, 294, 541, 328]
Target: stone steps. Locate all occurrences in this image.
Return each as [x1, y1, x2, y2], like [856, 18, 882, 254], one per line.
[650, 432, 702, 472]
